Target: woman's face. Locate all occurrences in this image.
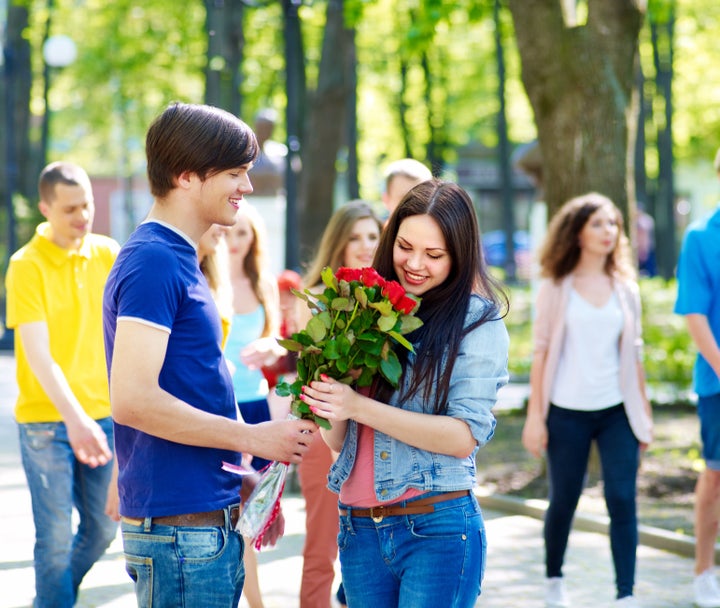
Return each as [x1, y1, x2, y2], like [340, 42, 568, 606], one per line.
[342, 217, 381, 269]
[578, 204, 619, 258]
[226, 213, 254, 263]
[393, 214, 452, 296]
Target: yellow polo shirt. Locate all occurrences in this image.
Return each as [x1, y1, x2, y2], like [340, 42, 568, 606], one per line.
[5, 223, 120, 423]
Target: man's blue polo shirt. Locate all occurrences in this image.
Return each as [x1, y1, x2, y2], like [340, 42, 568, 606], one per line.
[675, 205, 720, 397]
[103, 221, 241, 518]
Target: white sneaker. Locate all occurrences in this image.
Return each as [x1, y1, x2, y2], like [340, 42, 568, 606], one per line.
[695, 570, 720, 608]
[545, 577, 569, 607]
[615, 596, 640, 607]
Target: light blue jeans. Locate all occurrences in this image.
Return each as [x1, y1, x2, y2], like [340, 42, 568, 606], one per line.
[120, 505, 244, 608]
[337, 491, 485, 608]
[18, 417, 117, 608]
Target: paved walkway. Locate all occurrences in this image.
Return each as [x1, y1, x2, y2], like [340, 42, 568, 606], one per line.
[0, 353, 701, 607]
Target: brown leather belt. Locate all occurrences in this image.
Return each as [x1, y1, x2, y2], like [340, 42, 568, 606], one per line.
[338, 490, 470, 522]
[121, 505, 240, 528]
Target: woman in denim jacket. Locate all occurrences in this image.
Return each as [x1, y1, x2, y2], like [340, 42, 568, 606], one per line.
[301, 180, 509, 608]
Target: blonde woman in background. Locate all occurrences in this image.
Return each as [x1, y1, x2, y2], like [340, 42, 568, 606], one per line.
[198, 224, 233, 347]
[299, 200, 383, 608]
[198, 218, 275, 608]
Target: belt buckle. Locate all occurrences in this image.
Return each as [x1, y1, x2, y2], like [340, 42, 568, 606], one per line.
[370, 507, 384, 523]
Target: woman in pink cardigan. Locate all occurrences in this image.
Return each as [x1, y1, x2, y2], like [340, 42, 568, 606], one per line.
[522, 193, 653, 608]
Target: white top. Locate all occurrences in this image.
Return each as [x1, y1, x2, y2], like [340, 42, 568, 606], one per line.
[550, 288, 624, 410]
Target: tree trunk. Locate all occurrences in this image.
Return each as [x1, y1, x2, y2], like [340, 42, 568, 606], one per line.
[7, 4, 34, 204]
[283, 0, 307, 270]
[507, 0, 645, 226]
[204, 0, 244, 115]
[297, 0, 353, 263]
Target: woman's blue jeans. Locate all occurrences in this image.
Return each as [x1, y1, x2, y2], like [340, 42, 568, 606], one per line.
[120, 506, 244, 608]
[18, 417, 117, 608]
[337, 491, 485, 608]
[545, 403, 639, 599]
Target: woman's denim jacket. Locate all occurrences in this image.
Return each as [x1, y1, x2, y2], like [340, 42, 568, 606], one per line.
[327, 294, 510, 502]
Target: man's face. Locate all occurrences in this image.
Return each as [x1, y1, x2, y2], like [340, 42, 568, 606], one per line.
[39, 183, 94, 249]
[198, 166, 253, 228]
[382, 175, 424, 215]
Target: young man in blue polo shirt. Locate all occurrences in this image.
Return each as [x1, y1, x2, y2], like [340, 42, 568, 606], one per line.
[675, 147, 720, 608]
[103, 102, 316, 608]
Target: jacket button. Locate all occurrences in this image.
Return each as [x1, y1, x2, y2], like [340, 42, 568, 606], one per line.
[380, 451, 389, 460]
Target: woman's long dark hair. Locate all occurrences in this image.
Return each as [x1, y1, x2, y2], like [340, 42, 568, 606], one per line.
[372, 179, 508, 414]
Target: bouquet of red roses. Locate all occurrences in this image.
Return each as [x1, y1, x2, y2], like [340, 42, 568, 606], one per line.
[275, 265, 423, 428]
[230, 266, 422, 549]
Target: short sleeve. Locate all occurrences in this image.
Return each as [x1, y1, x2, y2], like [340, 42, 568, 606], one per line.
[5, 258, 46, 328]
[675, 230, 711, 316]
[114, 243, 184, 331]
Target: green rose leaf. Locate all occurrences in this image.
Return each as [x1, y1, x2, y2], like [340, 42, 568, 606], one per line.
[331, 297, 350, 311]
[317, 310, 333, 329]
[377, 313, 398, 332]
[399, 314, 424, 334]
[277, 338, 304, 352]
[388, 330, 414, 352]
[321, 266, 337, 289]
[357, 335, 384, 355]
[380, 350, 402, 386]
[354, 286, 368, 307]
[323, 340, 340, 360]
[306, 315, 327, 342]
[369, 300, 393, 316]
[337, 333, 352, 357]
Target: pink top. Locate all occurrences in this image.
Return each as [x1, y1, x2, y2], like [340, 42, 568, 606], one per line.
[533, 274, 652, 443]
[340, 423, 423, 507]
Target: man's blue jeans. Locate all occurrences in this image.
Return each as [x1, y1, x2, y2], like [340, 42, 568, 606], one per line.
[120, 506, 244, 608]
[18, 417, 117, 608]
[545, 403, 639, 599]
[337, 491, 485, 608]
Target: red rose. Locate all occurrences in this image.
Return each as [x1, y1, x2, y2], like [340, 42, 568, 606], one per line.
[381, 280, 406, 308]
[361, 267, 385, 288]
[335, 267, 363, 282]
[397, 295, 417, 315]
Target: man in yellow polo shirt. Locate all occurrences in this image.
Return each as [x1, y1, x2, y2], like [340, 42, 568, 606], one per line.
[5, 161, 120, 608]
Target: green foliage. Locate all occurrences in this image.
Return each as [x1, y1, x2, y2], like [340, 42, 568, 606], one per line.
[14, 0, 720, 208]
[504, 278, 696, 402]
[275, 267, 422, 428]
[639, 277, 695, 401]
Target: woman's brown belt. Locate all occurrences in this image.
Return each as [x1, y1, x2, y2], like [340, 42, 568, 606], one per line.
[338, 489, 470, 522]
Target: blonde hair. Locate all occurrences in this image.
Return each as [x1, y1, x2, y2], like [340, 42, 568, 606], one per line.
[200, 236, 233, 322]
[234, 202, 276, 337]
[303, 200, 382, 288]
[539, 192, 635, 281]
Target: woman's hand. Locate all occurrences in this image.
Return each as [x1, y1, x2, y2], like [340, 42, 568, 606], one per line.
[240, 336, 286, 370]
[300, 374, 358, 424]
[521, 413, 548, 459]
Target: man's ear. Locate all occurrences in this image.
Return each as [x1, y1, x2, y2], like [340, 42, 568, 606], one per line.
[176, 170, 197, 190]
[38, 200, 50, 219]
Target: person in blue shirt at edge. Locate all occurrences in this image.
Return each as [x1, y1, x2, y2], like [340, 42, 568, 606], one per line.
[102, 102, 317, 608]
[675, 146, 720, 608]
[301, 179, 510, 608]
